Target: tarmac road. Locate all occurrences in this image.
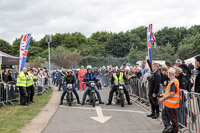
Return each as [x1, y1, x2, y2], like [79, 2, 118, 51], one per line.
[43, 87, 163, 133]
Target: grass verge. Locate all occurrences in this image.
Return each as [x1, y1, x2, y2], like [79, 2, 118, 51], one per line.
[0, 89, 53, 133]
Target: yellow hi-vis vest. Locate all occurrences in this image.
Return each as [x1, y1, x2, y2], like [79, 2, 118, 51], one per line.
[163, 78, 181, 108]
[61, 72, 66, 78]
[16, 71, 27, 87]
[113, 72, 124, 85]
[27, 72, 35, 87]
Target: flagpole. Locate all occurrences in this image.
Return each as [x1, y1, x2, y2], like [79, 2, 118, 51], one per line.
[48, 42, 51, 72]
[46, 35, 52, 73]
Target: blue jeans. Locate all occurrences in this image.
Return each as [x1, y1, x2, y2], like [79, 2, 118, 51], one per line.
[61, 86, 79, 101]
[82, 85, 102, 103]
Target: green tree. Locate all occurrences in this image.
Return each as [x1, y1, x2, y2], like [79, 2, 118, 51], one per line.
[0, 39, 13, 55]
[193, 33, 200, 54]
[105, 32, 131, 58]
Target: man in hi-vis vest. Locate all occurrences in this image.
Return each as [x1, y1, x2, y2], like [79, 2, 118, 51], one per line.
[159, 68, 180, 133]
[16, 67, 31, 106]
[106, 68, 132, 105]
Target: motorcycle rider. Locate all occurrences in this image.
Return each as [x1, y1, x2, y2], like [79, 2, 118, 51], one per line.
[60, 69, 80, 105]
[106, 68, 132, 105]
[81, 65, 104, 105]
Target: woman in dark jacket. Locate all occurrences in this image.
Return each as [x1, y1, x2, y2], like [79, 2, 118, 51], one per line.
[174, 66, 190, 92]
[8, 70, 15, 82]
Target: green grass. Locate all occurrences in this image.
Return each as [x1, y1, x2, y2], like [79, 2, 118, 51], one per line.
[0, 89, 53, 133]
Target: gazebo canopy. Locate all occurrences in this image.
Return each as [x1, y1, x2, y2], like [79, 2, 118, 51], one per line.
[0, 51, 19, 65]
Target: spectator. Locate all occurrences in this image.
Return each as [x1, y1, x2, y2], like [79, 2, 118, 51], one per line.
[165, 61, 173, 69]
[143, 67, 150, 87]
[176, 59, 192, 91]
[136, 68, 142, 79]
[146, 56, 161, 119]
[188, 62, 195, 71]
[16, 67, 30, 106]
[100, 66, 106, 86]
[161, 65, 169, 86]
[124, 66, 129, 76]
[28, 69, 36, 103]
[195, 55, 200, 93]
[128, 66, 137, 79]
[11, 66, 17, 79]
[123, 63, 126, 69]
[176, 59, 192, 79]
[3, 67, 8, 83]
[143, 67, 151, 102]
[7, 70, 15, 82]
[174, 66, 190, 92]
[159, 68, 180, 133]
[141, 61, 146, 77]
[37, 70, 45, 87]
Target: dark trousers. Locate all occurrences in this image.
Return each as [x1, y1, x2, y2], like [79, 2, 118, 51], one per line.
[82, 85, 102, 102]
[108, 84, 130, 103]
[149, 94, 159, 115]
[61, 86, 80, 102]
[162, 106, 178, 133]
[52, 77, 55, 84]
[58, 78, 64, 91]
[58, 84, 63, 91]
[19, 87, 27, 105]
[29, 85, 35, 102]
[26, 87, 30, 104]
[56, 77, 59, 86]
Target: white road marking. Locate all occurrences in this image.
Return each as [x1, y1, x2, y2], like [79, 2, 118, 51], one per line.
[90, 106, 112, 124]
[59, 105, 147, 114]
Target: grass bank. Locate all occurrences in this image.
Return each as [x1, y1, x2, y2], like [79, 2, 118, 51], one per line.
[0, 89, 53, 133]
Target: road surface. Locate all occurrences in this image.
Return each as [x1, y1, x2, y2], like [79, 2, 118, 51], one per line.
[43, 88, 163, 133]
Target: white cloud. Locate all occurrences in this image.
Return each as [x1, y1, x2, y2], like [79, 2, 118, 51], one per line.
[0, 0, 200, 44]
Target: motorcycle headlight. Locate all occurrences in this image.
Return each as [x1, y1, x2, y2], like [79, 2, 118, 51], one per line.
[119, 86, 123, 90]
[91, 83, 95, 87]
[67, 84, 72, 89]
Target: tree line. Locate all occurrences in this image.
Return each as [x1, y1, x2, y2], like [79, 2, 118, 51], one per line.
[0, 25, 200, 67]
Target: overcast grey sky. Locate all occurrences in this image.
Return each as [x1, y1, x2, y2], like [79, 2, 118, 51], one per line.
[0, 0, 200, 44]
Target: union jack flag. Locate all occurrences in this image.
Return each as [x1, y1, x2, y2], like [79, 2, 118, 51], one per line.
[147, 24, 153, 63]
[152, 33, 157, 48]
[19, 33, 32, 71]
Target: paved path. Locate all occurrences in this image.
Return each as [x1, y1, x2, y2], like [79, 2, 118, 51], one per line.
[43, 88, 163, 133]
[20, 87, 60, 133]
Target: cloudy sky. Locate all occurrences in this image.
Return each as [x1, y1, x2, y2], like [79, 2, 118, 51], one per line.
[0, 0, 200, 44]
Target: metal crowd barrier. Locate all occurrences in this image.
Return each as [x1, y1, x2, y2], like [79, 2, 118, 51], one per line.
[34, 77, 52, 95]
[129, 78, 200, 133]
[186, 92, 200, 133]
[0, 77, 52, 107]
[129, 78, 149, 103]
[101, 75, 111, 87]
[0, 82, 19, 107]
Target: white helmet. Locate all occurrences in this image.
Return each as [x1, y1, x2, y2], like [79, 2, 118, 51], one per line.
[87, 65, 92, 70]
[125, 66, 130, 71]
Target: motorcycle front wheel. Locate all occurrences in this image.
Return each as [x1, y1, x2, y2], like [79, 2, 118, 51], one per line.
[68, 93, 72, 106]
[120, 94, 124, 107]
[92, 93, 95, 107]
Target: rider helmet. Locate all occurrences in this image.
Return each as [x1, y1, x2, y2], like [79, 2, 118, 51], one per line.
[87, 65, 92, 70]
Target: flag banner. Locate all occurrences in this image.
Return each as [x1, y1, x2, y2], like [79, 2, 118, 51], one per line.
[147, 24, 153, 63]
[152, 33, 157, 48]
[19, 33, 32, 71]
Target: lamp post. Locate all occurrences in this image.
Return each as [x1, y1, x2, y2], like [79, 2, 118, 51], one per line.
[46, 35, 52, 73]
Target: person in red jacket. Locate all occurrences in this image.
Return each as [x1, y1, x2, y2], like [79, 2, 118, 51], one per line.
[78, 66, 87, 90]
